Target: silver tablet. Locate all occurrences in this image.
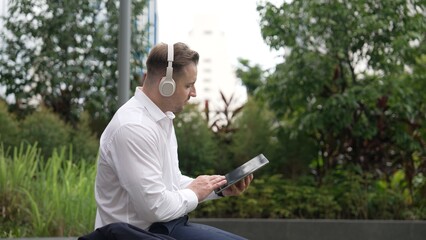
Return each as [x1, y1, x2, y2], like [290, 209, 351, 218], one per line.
[215, 154, 269, 194]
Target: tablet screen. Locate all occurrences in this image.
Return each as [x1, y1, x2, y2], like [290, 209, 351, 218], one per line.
[214, 154, 269, 194]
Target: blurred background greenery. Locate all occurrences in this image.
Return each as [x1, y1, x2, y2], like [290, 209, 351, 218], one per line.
[0, 0, 425, 237]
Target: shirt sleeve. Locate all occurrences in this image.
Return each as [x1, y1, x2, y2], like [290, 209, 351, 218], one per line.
[110, 124, 198, 223]
[179, 174, 194, 188]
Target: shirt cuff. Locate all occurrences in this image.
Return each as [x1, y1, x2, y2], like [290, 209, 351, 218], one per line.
[180, 189, 198, 213]
[201, 190, 222, 202]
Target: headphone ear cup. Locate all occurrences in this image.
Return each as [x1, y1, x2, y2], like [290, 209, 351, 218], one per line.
[159, 76, 176, 97]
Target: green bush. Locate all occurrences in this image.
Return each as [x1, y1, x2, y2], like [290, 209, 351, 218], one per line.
[367, 187, 407, 219]
[323, 166, 370, 218]
[0, 103, 98, 163]
[175, 104, 219, 176]
[229, 98, 278, 171]
[193, 175, 341, 219]
[19, 107, 71, 160]
[322, 166, 423, 219]
[413, 178, 426, 218]
[0, 101, 20, 150]
[229, 97, 317, 178]
[193, 171, 426, 220]
[69, 111, 99, 163]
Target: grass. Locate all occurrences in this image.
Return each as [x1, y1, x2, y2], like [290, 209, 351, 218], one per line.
[0, 143, 97, 237]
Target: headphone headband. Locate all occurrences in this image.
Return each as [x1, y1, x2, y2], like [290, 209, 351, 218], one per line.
[165, 43, 174, 80]
[159, 43, 176, 97]
[167, 43, 174, 63]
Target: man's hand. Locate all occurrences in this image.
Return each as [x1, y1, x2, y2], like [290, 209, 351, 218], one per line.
[187, 175, 227, 202]
[222, 174, 253, 197]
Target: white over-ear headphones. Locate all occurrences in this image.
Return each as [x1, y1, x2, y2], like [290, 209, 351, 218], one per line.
[159, 43, 176, 97]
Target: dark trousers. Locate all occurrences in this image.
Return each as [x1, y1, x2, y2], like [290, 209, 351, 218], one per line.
[149, 216, 247, 240]
[78, 222, 175, 240]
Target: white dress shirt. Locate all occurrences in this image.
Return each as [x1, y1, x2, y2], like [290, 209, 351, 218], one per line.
[94, 88, 218, 230]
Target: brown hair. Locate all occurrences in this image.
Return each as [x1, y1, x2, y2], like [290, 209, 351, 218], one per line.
[145, 42, 199, 80]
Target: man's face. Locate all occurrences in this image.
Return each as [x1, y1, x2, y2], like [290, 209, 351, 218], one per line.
[167, 63, 197, 113]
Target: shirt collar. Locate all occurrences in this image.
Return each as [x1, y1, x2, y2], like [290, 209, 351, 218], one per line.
[134, 87, 175, 121]
[165, 111, 175, 120]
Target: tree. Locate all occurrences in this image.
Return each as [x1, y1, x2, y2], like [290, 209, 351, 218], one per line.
[0, 0, 147, 129]
[256, 0, 426, 191]
[236, 58, 265, 96]
[235, 59, 318, 178]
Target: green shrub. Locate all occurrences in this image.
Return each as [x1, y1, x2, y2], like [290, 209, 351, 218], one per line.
[175, 104, 219, 176]
[19, 107, 71, 160]
[0, 101, 20, 150]
[323, 165, 424, 219]
[193, 171, 426, 220]
[229, 97, 316, 178]
[69, 111, 99, 163]
[323, 165, 370, 218]
[0, 102, 98, 163]
[367, 187, 407, 219]
[229, 98, 276, 168]
[413, 178, 426, 218]
[193, 175, 341, 219]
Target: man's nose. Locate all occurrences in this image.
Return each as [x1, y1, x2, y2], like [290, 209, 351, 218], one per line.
[190, 86, 197, 97]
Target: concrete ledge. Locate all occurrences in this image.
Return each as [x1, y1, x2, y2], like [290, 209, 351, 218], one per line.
[193, 218, 426, 240]
[3, 219, 426, 240]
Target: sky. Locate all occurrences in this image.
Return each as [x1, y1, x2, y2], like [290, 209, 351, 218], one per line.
[156, 0, 281, 70]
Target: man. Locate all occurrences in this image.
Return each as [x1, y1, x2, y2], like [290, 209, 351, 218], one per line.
[94, 42, 253, 240]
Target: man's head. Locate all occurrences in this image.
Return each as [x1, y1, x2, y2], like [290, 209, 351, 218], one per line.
[143, 42, 199, 113]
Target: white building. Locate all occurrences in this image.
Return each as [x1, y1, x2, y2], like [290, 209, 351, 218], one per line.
[187, 14, 247, 123]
